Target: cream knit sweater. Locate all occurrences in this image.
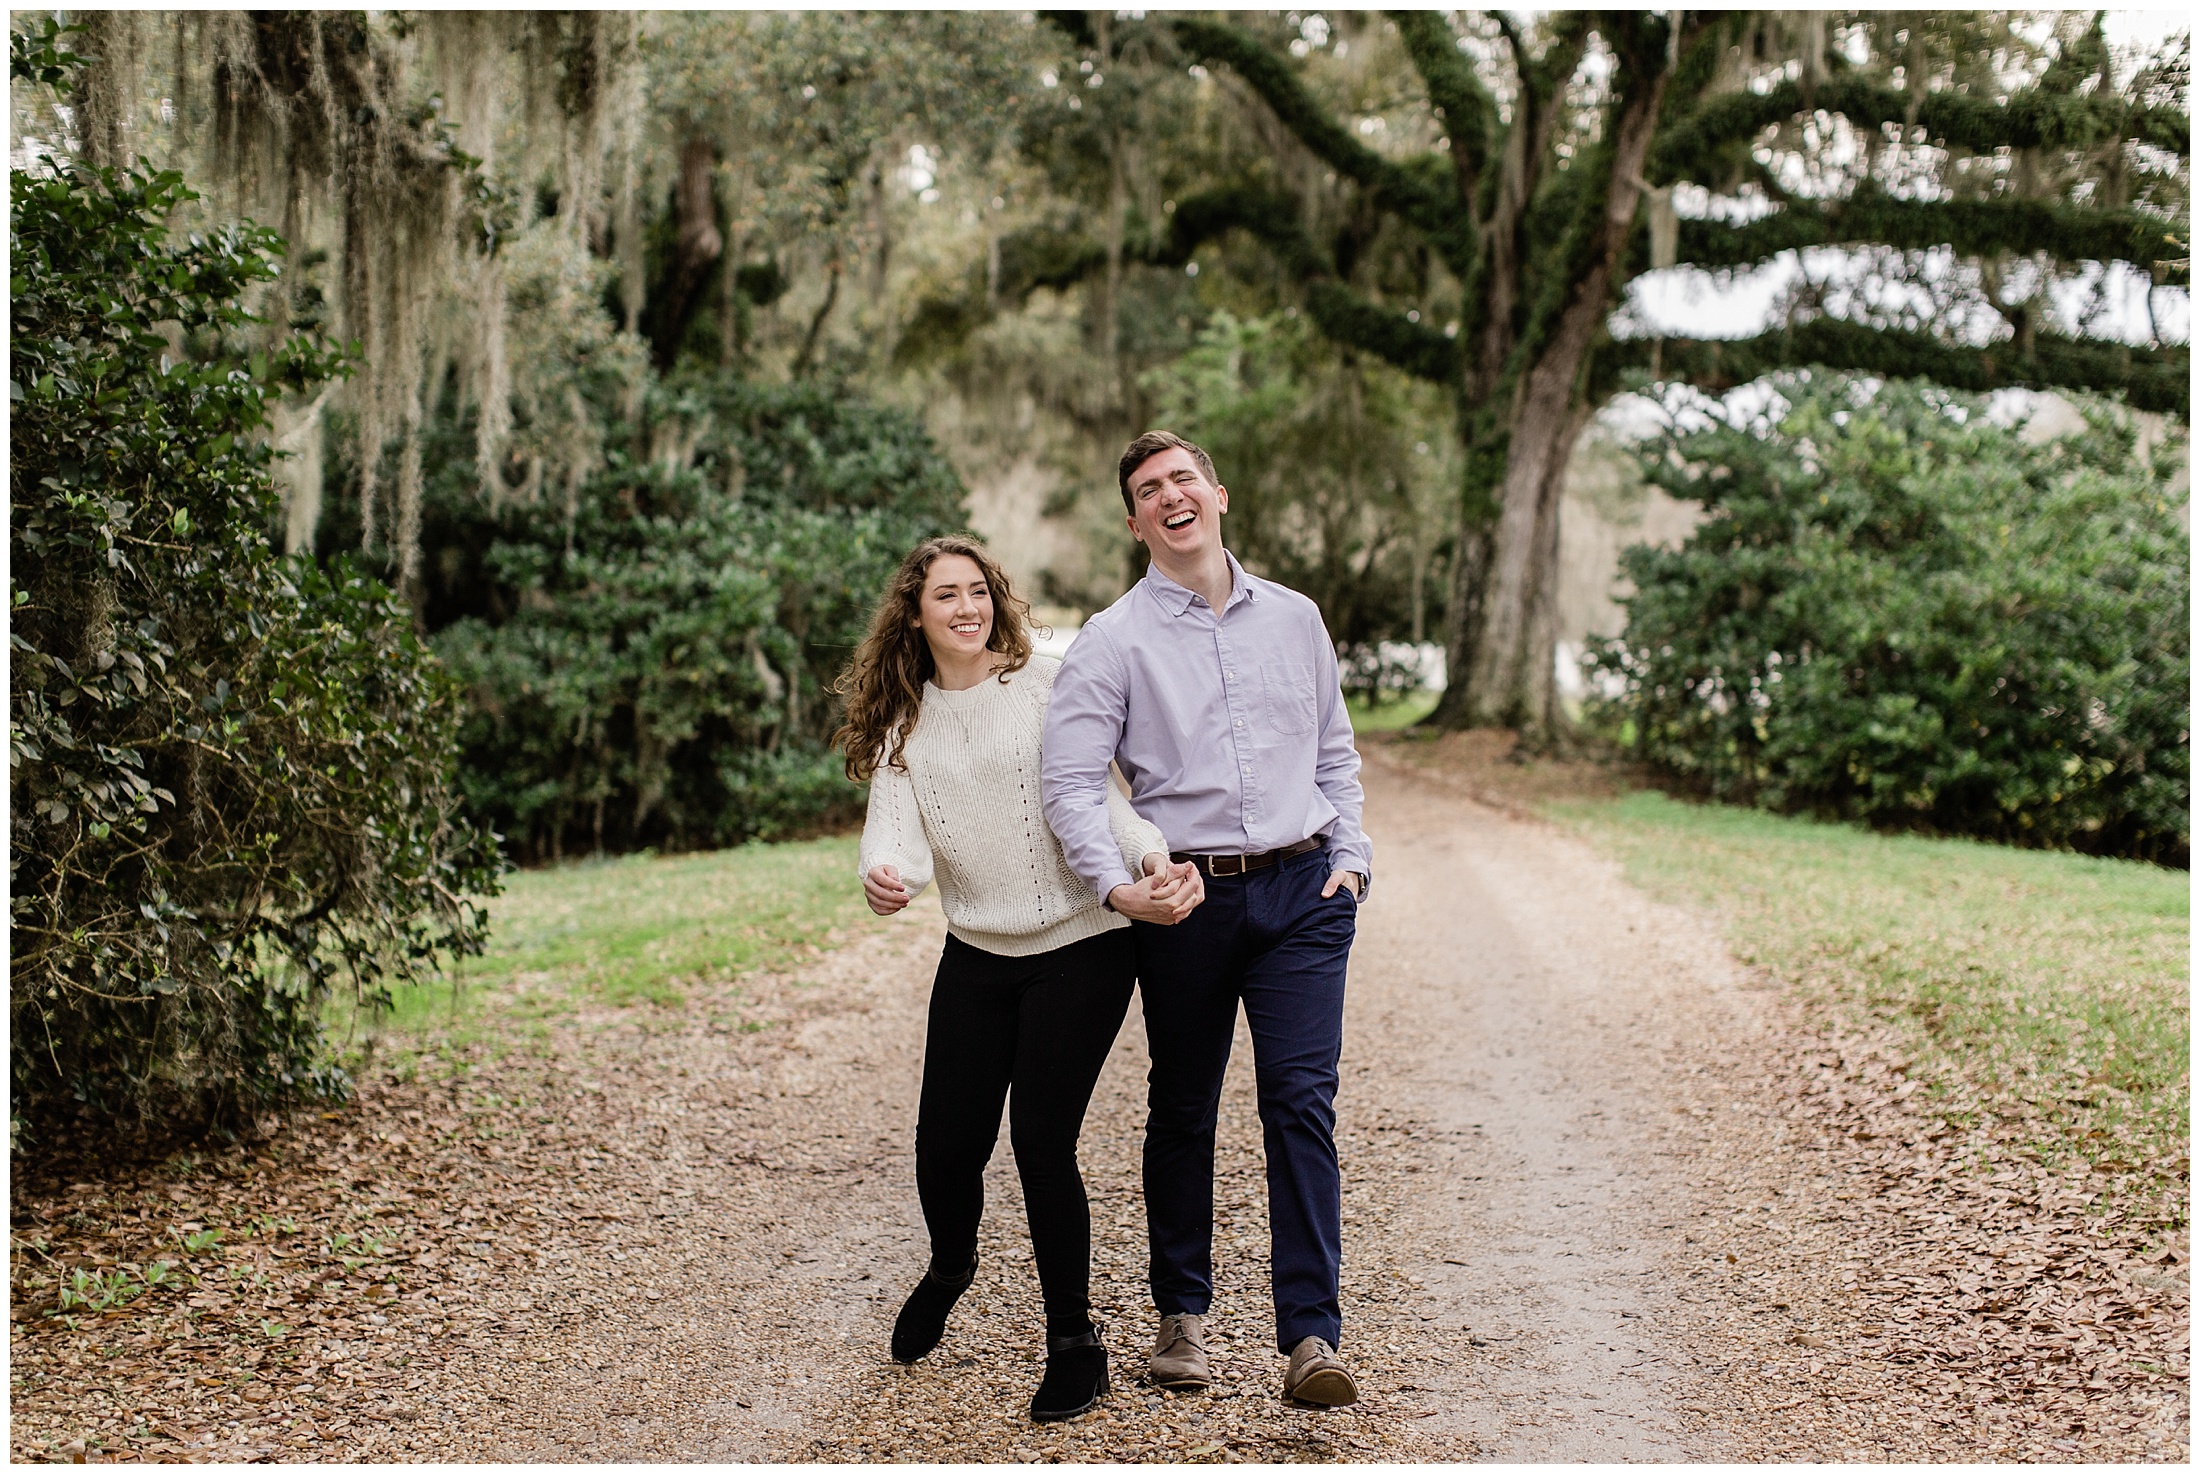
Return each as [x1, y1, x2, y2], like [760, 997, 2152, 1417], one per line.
[858, 656, 1167, 957]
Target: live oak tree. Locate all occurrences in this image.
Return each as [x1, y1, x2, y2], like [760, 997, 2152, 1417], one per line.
[1010, 11, 2190, 738]
[40, 12, 1043, 581]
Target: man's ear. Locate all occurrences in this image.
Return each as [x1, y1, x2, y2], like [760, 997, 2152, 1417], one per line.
[1214, 483, 1228, 515]
[1125, 514, 1145, 544]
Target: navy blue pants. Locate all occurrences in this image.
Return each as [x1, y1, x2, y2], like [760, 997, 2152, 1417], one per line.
[1132, 844, 1355, 1353]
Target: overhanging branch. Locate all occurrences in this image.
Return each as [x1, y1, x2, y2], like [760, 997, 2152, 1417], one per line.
[1170, 16, 1473, 271]
[1651, 76, 2191, 186]
[995, 225, 1107, 300]
[1306, 282, 1463, 383]
[1169, 19, 1396, 191]
[991, 183, 1460, 384]
[1159, 185, 1329, 279]
[1609, 319, 2189, 418]
[1164, 188, 1461, 383]
[1659, 197, 2188, 280]
[992, 186, 1326, 301]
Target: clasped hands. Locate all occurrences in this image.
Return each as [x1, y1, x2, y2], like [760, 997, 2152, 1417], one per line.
[863, 852, 1207, 923]
[1108, 859, 1358, 919]
[1106, 852, 1205, 925]
[869, 855, 1352, 922]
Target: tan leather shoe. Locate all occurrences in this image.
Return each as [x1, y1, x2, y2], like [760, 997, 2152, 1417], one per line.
[1148, 1312, 1211, 1391]
[1282, 1336, 1359, 1406]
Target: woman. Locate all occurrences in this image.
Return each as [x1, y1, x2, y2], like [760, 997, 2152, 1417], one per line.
[833, 534, 1201, 1423]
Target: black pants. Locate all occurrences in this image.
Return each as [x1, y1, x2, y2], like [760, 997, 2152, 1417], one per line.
[915, 927, 1135, 1337]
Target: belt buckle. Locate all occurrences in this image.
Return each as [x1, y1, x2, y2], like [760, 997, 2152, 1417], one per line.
[1210, 854, 1246, 877]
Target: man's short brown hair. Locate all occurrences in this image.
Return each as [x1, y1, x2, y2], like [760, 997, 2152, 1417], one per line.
[1117, 430, 1218, 515]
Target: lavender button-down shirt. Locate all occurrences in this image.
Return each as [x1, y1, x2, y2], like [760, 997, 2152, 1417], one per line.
[1041, 552, 1372, 903]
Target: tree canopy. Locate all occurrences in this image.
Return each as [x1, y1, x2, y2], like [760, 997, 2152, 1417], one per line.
[913, 11, 2188, 736]
[18, 9, 2189, 746]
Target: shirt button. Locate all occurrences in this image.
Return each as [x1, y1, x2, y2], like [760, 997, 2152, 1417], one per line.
[1233, 718, 1242, 727]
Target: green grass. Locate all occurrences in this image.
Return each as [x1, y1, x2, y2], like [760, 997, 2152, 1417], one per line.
[1346, 688, 1440, 733]
[332, 835, 870, 1068]
[1552, 791, 2189, 1178]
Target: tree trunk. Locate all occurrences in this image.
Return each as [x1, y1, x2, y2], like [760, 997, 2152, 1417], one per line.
[1461, 348, 1594, 730]
[869, 156, 892, 307]
[1434, 60, 1671, 737]
[1432, 518, 1491, 728]
[794, 251, 842, 376]
[648, 132, 723, 369]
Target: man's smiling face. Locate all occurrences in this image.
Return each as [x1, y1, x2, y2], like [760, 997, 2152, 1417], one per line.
[1125, 445, 1228, 561]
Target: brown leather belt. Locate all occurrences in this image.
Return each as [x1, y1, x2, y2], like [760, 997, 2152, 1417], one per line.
[1171, 835, 1323, 879]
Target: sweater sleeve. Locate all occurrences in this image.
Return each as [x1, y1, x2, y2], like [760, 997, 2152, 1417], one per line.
[1106, 769, 1167, 879]
[856, 752, 934, 898]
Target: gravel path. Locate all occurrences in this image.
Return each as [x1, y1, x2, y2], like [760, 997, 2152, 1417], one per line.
[12, 756, 2186, 1462]
[401, 757, 1964, 1461]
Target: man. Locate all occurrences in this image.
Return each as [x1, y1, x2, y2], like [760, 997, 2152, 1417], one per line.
[1041, 429, 1371, 1407]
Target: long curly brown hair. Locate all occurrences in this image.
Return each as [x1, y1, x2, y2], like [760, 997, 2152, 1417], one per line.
[832, 535, 1037, 782]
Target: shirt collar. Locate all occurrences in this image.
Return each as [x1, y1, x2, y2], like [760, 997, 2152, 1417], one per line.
[1142, 550, 1255, 617]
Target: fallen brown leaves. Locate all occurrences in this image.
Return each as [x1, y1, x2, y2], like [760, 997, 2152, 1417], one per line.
[7, 950, 853, 1466]
[10, 757, 2187, 1464]
[1655, 1011, 2189, 1460]
[11, 1074, 554, 1464]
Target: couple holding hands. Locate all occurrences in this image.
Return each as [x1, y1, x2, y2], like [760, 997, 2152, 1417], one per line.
[833, 431, 1371, 1423]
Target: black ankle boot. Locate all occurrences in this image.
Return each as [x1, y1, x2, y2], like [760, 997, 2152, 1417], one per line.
[1030, 1322, 1109, 1422]
[890, 1258, 977, 1363]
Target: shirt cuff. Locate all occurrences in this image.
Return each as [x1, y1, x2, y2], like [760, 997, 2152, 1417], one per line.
[1094, 866, 1137, 907]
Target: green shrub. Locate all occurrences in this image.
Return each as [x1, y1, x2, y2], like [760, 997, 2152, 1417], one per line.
[1587, 377, 2188, 864]
[430, 376, 967, 860]
[9, 70, 501, 1141]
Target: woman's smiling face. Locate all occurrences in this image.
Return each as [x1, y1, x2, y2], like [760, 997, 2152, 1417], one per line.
[913, 553, 994, 665]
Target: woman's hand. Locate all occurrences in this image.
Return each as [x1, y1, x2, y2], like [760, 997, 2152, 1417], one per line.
[864, 863, 912, 915]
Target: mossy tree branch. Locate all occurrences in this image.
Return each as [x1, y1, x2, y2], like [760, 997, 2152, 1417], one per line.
[1606, 321, 2190, 418]
[995, 225, 1108, 300]
[1659, 197, 2190, 282]
[1159, 185, 1331, 279]
[1305, 283, 1464, 383]
[1169, 17, 1474, 273]
[1650, 76, 2191, 187]
[984, 179, 1462, 384]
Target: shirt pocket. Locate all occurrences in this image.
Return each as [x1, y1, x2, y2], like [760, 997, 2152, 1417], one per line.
[1261, 660, 1318, 735]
